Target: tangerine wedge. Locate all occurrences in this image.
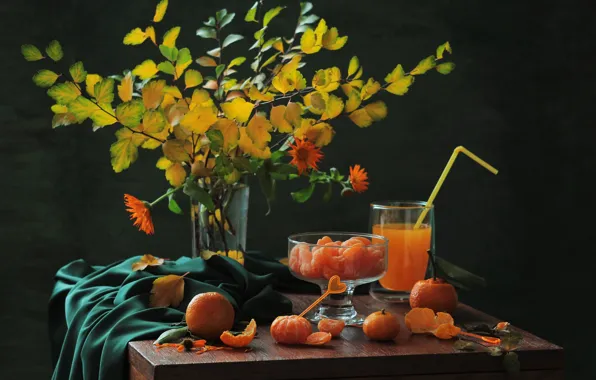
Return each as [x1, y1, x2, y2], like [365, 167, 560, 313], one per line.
[433, 323, 461, 339]
[220, 319, 257, 348]
[305, 332, 332, 346]
[317, 318, 345, 337]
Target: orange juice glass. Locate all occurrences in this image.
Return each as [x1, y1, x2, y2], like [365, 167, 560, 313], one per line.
[369, 201, 434, 302]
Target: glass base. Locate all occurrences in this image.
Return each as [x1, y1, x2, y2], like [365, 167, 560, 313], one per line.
[305, 286, 365, 326]
[369, 281, 411, 303]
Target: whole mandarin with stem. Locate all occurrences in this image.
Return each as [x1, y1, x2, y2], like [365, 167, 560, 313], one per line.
[363, 309, 400, 341]
[409, 278, 458, 313]
[186, 292, 235, 340]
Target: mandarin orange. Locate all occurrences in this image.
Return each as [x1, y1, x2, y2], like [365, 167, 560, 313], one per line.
[186, 292, 235, 340]
[270, 315, 312, 344]
[409, 278, 458, 313]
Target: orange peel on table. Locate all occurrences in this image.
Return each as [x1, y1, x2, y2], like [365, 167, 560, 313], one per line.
[155, 339, 207, 352]
[220, 319, 257, 348]
[405, 308, 461, 340]
[305, 332, 333, 346]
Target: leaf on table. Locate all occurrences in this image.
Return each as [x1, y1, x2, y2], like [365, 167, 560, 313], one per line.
[150, 272, 188, 308]
[132, 254, 165, 271]
[487, 346, 503, 356]
[453, 339, 476, 351]
[500, 331, 523, 351]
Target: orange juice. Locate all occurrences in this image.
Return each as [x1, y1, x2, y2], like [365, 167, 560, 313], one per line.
[372, 223, 431, 291]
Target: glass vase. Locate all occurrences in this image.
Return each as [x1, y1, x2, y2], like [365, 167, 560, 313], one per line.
[191, 179, 249, 258]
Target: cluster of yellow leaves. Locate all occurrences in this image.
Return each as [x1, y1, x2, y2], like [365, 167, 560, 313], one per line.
[200, 249, 244, 266]
[300, 19, 347, 54]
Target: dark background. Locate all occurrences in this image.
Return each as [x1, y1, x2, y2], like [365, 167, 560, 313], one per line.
[1, 0, 594, 378]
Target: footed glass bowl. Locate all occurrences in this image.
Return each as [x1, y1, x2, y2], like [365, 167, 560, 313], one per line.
[288, 232, 388, 325]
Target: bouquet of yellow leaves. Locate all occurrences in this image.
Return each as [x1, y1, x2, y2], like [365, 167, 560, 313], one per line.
[22, 0, 454, 246]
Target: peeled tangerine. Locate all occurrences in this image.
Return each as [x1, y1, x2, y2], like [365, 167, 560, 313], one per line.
[270, 315, 332, 346]
[289, 236, 385, 281]
[404, 307, 461, 339]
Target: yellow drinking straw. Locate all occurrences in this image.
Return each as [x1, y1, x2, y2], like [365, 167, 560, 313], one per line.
[414, 146, 498, 229]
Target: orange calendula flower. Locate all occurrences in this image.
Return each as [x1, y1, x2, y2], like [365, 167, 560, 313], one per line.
[124, 194, 154, 235]
[349, 165, 369, 193]
[288, 138, 323, 175]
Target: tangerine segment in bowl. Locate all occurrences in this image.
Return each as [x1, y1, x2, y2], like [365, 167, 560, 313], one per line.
[290, 236, 385, 280]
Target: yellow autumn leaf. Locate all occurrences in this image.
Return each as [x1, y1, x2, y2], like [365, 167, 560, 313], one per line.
[221, 98, 254, 123]
[153, 0, 168, 23]
[228, 56, 246, 69]
[184, 69, 203, 89]
[238, 127, 271, 159]
[190, 89, 214, 108]
[162, 139, 192, 162]
[196, 56, 218, 67]
[141, 110, 166, 134]
[133, 60, 159, 80]
[348, 56, 359, 77]
[94, 78, 115, 104]
[68, 96, 98, 122]
[344, 90, 361, 113]
[246, 115, 272, 149]
[162, 26, 180, 48]
[85, 74, 102, 97]
[312, 67, 341, 92]
[166, 162, 186, 187]
[149, 272, 187, 308]
[142, 80, 165, 110]
[321, 94, 344, 120]
[180, 105, 218, 134]
[294, 119, 334, 147]
[90, 110, 118, 127]
[322, 27, 348, 50]
[123, 28, 147, 45]
[175, 48, 192, 79]
[118, 72, 133, 102]
[385, 64, 406, 83]
[213, 118, 239, 152]
[284, 102, 303, 129]
[141, 127, 170, 149]
[386, 75, 414, 95]
[132, 254, 165, 271]
[360, 78, 381, 101]
[163, 85, 183, 99]
[156, 156, 173, 170]
[47, 82, 81, 105]
[349, 108, 373, 128]
[365, 101, 388, 121]
[350, 79, 364, 88]
[270, 105, 293, 133]
[146, 26, 157, 45]
[248, 86, 274, 101]
[300, 19, 327, 54]
[410, 55, 436, 75]
[116, 100, 145, 127]
[303, 91, 327, 115]
[51, 104, 69, 114]
[110, 127, 146, 172]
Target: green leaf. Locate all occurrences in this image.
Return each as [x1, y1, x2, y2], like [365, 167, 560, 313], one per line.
[436, 41, 452, 60]
[487, 347, 503, 356]
[299, 14, 319, 26]
[196, 27, 216, 39]
[501, 331, 523, 351]
[215, 9, 228, 22]
[410, 55, 436, 76]
[436, 62, 456, 75]
[257, 165, 275, 215]
[215, 154, 234, 176]
[291, 183, 315, 203]
[502, 352, 520, 374]
[168, 190, 183, 215]
[270, 150, 285, 163]
[154, 327, 188, 345]
[206, 129, 224, 151]
[159, 45, 178, 61]
[46, 40, 63, 62]
[21, 44, 44, 61]
[232, 157, 257, 173]
[260, 52, 280, 70]
[68, 96, 97, 122]
[214, 64, 225, 79]
[300, 2, 313, 15]
[116, 100, 145, 127]
[94, 78, 115, 104]
[434, 254, 487, 290]
[263, 6, 284, 27]
[223, 34, 244, 48]
[329, 167, 344, 181]
[204, 16, 216, 27]
[254, 27, 266, 41]
[183, 178, 215, 211]
[220, 13, 235, 28]
[245, 2, 258, 22]
[32, 69, 59, 88]
[158, 61, 176, 75]
[69, 61, 87, 83]
[47, 82, 80, 105]
[228, 56, 246, 69]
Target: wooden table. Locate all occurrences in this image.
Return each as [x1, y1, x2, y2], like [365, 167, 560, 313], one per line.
[128, 294, 563, 380]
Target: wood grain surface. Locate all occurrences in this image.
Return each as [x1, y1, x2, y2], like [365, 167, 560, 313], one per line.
[128, 294, 563, 380]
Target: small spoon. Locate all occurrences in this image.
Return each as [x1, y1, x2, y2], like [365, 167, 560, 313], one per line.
[299, 275, 347, 318]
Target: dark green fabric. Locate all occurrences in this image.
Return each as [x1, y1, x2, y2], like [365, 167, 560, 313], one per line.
[48, 254, 303, 380]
